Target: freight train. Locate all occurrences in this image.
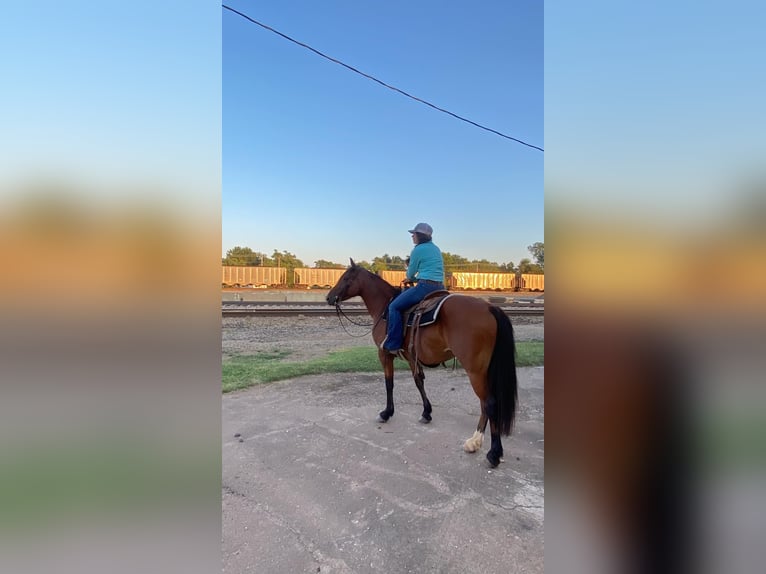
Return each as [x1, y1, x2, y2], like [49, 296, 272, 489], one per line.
[221, 265, 287, 288]
[222, 266, 543, 292]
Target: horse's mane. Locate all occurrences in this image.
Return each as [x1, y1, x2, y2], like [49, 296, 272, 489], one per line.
[357, 266, 400, 296]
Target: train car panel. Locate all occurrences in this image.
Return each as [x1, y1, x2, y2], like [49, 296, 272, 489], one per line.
[222, 266, 287, 287]
[293, 268, 346, 288]
[449, 272, 516, 291]
[379, 270, 408, 286]
[520, 273, 545, 291]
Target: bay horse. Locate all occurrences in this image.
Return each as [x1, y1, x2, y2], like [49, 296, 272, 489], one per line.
[326, 259, 518, 467]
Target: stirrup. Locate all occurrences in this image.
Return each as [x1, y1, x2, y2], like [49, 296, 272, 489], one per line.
[379, 338, 401, 356]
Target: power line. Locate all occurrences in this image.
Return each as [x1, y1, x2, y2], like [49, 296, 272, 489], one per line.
[223, 4, 543, 152]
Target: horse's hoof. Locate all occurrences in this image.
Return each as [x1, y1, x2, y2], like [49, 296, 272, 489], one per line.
[418, 416, 431, 424]
[463, 431, 483, 453]
[376, 413, 389, 423]
[486, 452, 501, 468]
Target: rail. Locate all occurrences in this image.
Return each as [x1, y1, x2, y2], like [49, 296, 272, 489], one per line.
[222, 300, 544, 317]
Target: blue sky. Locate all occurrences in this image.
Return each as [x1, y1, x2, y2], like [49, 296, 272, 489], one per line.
[223, 1, 543, 267]
[0, 2, 221, 211]
[546, 0, 765, 222]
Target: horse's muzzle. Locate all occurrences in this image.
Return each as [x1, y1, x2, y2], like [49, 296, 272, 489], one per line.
[326, 294, 337, 306]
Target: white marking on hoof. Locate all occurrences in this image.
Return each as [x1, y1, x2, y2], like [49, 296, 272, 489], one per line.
[463, 430, 484, 453]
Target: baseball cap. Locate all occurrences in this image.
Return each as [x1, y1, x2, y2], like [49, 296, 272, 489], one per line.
[408, 222, 433, 237]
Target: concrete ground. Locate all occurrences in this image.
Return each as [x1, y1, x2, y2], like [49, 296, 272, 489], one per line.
[222, 365, 543, 574]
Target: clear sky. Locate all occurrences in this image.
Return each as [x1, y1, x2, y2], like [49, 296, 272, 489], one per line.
[223, 1, 543, 267]
[0, 2, 221, 213]
[545, 0, 765, 223]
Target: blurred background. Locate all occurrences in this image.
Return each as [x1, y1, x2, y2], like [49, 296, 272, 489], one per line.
[0, 3, 221, 574]
[546, 1, 766, 573]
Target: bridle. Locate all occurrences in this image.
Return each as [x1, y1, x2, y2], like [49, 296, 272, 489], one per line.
[329, 270, 391, 338]
[333, 301, 385, 338]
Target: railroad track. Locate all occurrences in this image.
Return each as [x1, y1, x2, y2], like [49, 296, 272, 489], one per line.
[222, 300, 544, 317]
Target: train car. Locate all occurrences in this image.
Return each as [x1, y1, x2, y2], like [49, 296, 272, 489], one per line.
[449, 272, 517, 291]
[520, 273, 545, 292]
[221, 266, 287, 288]
[293, 267, 346, 289]
[378, 270, 408, 286]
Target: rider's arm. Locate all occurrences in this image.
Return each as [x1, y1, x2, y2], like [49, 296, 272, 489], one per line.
[405, 247, 420, 282]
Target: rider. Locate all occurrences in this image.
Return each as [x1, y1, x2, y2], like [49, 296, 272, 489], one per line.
[382, 222, 445, 354]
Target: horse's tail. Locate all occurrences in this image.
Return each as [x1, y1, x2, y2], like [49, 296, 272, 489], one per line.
[487, 306, 518, 436]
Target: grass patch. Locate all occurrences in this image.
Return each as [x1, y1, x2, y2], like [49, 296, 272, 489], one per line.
[516, 340, 544, 366]
[222, 348, 405, 393]
[222, 350, 291, 392]
[222, 341, 544, 393]
[0, 438, 217, 533]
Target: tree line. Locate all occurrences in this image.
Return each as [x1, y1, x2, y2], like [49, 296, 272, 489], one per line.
[222, 242, 544, 274]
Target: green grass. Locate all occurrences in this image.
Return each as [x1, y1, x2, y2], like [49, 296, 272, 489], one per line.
[0, 437, 217, 533]
[222, 341, 544, 393]
[222, 350, 292, 392]
[516, 340, 544, 366]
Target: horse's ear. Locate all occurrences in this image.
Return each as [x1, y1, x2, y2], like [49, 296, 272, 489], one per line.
[349, 258, 355, 268]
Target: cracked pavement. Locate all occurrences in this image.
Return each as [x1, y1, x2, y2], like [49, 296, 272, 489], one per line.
[222, 365, 543, 573]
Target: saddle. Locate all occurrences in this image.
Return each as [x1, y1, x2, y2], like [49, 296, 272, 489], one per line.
[399, 291, 453, 366]
[404, 290, 452, 328]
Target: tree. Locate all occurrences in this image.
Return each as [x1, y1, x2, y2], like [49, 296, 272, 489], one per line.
[527, 242, 544, 269]
[266, 250, 304, 287]
[355, 260, 373, 271]
[270, 250, 304, 269]
[371, 254, 408, 273]
[314, 259, 345, 269]
[500, 261, 517, 273]
[389, 255, 408, 270]
[222, 246, 270, 266]
[473, 259, 504, 273]
[518, 258, 543, 274]
[441, 251, 471, 273]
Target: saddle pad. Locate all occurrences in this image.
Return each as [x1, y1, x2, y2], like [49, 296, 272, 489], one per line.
[405, 294, 454, 328]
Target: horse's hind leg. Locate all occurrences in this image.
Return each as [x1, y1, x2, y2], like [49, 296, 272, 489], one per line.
[483, 395, 504, 466]
[464, 409, 488, 453]
[463, 369, 490, 453]
[463, 395, 504, 467]
[486, 418, 504, 468]
[412, 365, 432, 424]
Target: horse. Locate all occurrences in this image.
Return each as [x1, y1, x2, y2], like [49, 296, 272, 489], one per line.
[326, 259, 518, 467]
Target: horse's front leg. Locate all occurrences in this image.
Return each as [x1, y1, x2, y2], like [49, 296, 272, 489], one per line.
[376, 350, 395, 423]
[413, 365, 432, 424]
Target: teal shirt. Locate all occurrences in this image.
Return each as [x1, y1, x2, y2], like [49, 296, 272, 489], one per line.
[406, 241, 444, 283]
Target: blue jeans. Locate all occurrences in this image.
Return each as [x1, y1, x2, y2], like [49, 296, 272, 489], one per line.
[383, 282, 444, 350]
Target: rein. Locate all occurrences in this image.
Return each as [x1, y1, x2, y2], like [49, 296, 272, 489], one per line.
[334, 303, 385, 338]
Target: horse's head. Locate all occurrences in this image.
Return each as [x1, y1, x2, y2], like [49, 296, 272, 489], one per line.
[326, 258, 364, 306]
